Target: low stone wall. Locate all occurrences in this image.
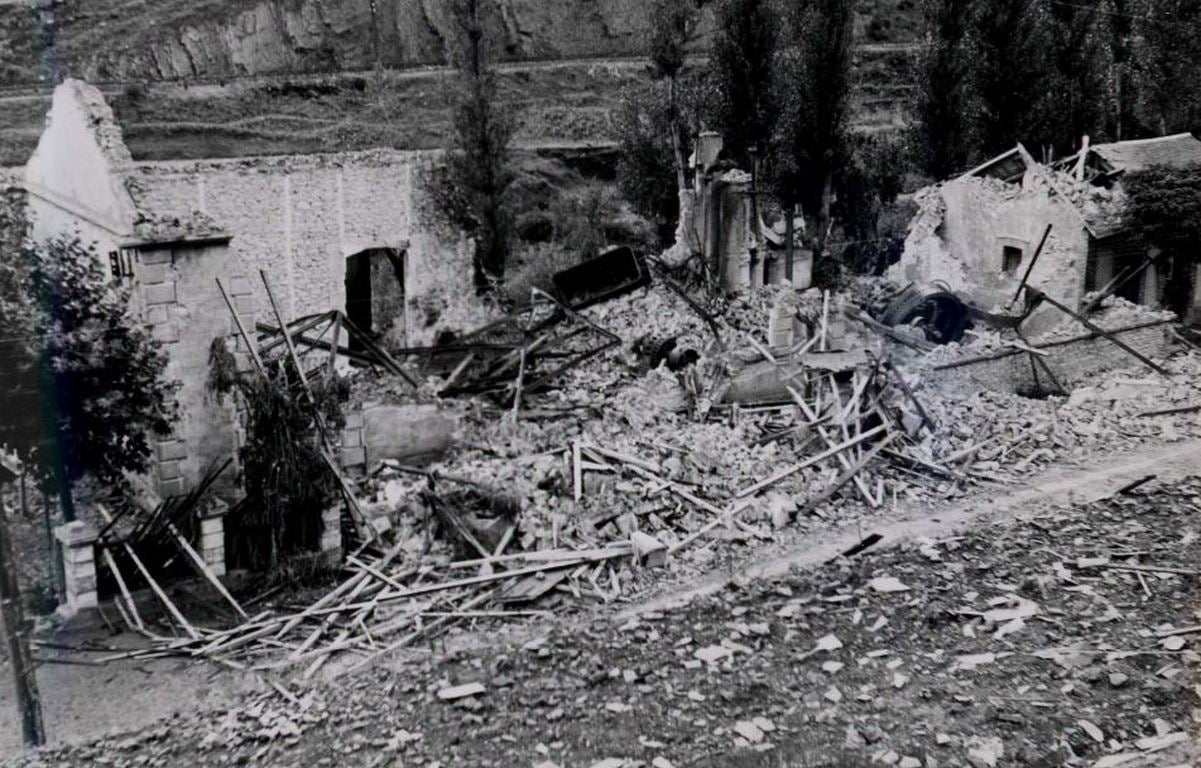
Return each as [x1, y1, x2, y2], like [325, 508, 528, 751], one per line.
[932, 319, 1177, 395]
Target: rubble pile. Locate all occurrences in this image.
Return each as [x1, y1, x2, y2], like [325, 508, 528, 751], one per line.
[29, 478, 1199, 767]
[909, 352, 1201, 481]
[68, 267, 1200, 700]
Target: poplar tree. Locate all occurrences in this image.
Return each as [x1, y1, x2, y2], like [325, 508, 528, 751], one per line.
[969, 0, 1054, 157]
[710, 0, 778, 167]
[441, 0, 517, 293]
[912, 0, 978, 178]
[1132, 0, 1201, 136]
[1046, 0, 1114, 151]
[648, 0, 699, 190]
[771, 0, 855, 283]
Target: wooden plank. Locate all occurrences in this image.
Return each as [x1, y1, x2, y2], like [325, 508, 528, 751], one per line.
[794, 433, 897, 519]
[163, 519, 247, 620]
[572, 441, 583, 502]
[788, 387, 877, 507]
[96, 505, 199, 640]
[668, 499, 755, 553]
[1031, 290, 1170, 377]
[216, 278, 266, 376]
[735, 425, 885, 499]
[98, 546, 145, 632]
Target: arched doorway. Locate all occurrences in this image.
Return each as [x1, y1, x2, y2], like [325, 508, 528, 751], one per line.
[344, 247, 405, 346]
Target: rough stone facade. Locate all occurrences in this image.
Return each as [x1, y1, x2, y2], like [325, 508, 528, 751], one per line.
[134, 240, 248, 499]
[127, 150, 485, 346]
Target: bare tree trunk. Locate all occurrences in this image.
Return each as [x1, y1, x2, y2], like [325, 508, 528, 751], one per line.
[0, 493, 45, 748]
[813, 172, 834, 283]
[668, 77, 687, 191]
[784, 206, 795, 283]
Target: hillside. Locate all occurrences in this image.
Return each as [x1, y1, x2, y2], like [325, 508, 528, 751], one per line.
[0, 0, 920, 166]
[1, 0, 920, 87]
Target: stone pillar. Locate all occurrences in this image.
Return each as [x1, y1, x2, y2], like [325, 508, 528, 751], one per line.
[320, 504, 343, 566]
[54, 521, 98, 613]
[198, 500, 227, 577]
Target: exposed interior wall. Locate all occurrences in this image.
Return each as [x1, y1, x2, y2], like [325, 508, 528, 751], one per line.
[127, 150, 485, 345]
[23, 79, 137, 254]
[893, 176, 1092, 334]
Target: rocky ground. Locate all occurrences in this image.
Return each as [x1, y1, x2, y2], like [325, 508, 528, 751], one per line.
[9, 474, 1198, 768]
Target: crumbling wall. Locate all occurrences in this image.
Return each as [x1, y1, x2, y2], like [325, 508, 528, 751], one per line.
[23, 80, 138, 255]
[128, 149, 486, 345]
[892, 176, 1092, 334]
[932, 319, 1176, 395]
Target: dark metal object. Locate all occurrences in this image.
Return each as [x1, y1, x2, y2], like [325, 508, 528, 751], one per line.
[879, 285, 971, 345]
[551, 246, 651, 310]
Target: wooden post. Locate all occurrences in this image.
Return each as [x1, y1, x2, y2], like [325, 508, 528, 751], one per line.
[0, 454, 45, 747]
[1009, 223, 1053, 308]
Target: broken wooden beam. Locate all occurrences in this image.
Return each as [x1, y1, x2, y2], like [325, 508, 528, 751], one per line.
[735, 425, 886, 499]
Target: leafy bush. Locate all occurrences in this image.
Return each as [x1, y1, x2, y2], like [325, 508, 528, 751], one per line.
[209, 340, 347, 569]
[499, 242, 582, 308]
[0, 232, 178, 520]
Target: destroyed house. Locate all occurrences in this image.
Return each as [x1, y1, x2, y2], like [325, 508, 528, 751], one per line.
[12, 78, 483, 502]
[893, 134, 1201, 329]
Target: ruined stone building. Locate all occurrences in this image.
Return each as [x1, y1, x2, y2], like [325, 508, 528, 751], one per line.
[892, 134, 1201, 329]
[687, 132, 813, 293]
[12, 78, 481, 501]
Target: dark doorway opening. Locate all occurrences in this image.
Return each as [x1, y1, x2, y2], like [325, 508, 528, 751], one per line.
[344, 248, 405, 349]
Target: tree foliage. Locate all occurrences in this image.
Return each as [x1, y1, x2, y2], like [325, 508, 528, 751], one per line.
[1131, 0, 1201, 136]
[912, 0, 979, 177]
[648, 0, 703, 189]
[710, 0, 778, 166]
[209, 342, 346, 569]
[1046, 0, 1115, 149]
[835, 134, 908, 275]
[914, 0, 1201, 176]
[0, 230, 178, 520]
[969, 0, 1054, 158]
[1123, 166, 1201, 313]
[770, 0, 855, 268]
[615, 74, 715, 240]
[435, 0, 518, 293]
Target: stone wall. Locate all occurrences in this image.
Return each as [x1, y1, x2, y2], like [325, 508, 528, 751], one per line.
[127, 149, 487, 346]
[932, 320, 1176, 395]
[134, 240, 245, 498]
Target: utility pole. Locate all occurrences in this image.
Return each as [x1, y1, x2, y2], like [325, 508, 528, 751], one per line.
[0, 451, 45, 748]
